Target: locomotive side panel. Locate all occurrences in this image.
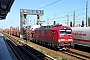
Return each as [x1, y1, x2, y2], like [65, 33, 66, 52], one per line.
[45, 30, 53, 41]
[51, 30, 58, 43]
[40, 30, 45, 40]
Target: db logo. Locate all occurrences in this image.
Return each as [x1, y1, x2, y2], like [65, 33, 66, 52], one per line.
[74, 33, 86, 36]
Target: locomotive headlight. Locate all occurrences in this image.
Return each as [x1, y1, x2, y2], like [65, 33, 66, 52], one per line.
[58, 38, 61, 42]
[64, 28, 66, 29]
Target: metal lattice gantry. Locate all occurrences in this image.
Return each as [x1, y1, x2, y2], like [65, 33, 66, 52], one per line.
[20, 9, 44, 41]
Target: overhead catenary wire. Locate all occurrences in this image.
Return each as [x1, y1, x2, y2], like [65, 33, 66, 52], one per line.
[38, 0, 61, 9]
[6, 11, 89, 28]
[43, 7, 90, 18]
[44, 12, 90, 21]
[3, 1, 90, 28]
[37, 0, 90, 18]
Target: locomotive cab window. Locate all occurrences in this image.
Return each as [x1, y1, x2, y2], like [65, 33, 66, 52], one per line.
[60, 30, 66, 35]
[66, 30, 72, 34]
[60, 30, 72, 35]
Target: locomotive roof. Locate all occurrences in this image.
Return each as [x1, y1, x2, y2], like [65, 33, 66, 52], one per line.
[35, 25, 71, 30]
[35, 27, 51, 30]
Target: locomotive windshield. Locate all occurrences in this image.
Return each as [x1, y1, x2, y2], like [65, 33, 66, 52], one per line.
[60, 30, 72, 35]
[66, 30, 72, 34]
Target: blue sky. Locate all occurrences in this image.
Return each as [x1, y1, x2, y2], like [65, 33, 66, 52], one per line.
[0, 0, 90, 29]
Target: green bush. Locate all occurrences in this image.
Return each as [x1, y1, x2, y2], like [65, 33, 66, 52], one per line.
[62, 58, 67, 60]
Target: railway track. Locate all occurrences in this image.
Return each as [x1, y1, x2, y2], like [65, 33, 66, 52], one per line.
[1, 32, 90, 60]
[61, 49, 90, 60]
[2, 32, 53, 60]
[30, 41, 90, 60]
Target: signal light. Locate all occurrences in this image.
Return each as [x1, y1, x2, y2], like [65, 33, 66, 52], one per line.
[37, 15, 39, 19]
[70, 22, 72, 27]
[81, 20, 84, 27]
[53, 21, 56, 25]
[24, 14, 27, 19]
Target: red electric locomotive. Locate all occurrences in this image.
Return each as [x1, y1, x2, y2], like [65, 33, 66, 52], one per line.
[33, 25, 74, 50]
